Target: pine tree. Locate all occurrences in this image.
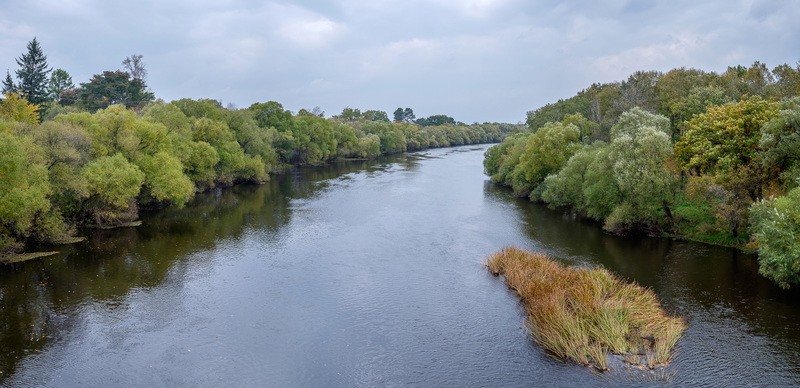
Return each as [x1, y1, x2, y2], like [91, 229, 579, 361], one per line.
[15, 37, 51, 105]
[2, 70, 15, 94]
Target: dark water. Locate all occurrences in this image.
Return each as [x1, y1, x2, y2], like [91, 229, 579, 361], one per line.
[2, 145, 800, 386]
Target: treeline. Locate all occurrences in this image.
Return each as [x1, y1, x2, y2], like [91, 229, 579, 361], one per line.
[485, 61, 800, 288]
[0, 38, 521, 258]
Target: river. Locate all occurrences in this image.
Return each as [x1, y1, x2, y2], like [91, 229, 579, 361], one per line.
[1, 145, 799, 386]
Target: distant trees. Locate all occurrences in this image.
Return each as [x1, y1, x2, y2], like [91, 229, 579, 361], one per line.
[415, 114, 456, 127]
[0, 37, 522, 259]
[335, 107, 390, 123]
[393, 107, 415, 122]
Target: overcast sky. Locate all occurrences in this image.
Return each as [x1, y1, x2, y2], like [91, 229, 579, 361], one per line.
[1, 0, 798, 123]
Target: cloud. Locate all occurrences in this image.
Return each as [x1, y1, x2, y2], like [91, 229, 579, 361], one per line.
[273, 5, 346, 49]
[590, 32, 705, 77]
[1, 0, 799, 123]
[433, 0, 514, 18]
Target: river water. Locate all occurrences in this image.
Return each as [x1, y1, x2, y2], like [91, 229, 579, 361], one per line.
[1, 145, 799, 386]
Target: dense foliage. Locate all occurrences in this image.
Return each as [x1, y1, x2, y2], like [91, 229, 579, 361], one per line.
[1, 65, 519, 259]
[487, 61, 800, 288]
[0, 38, 520, 259]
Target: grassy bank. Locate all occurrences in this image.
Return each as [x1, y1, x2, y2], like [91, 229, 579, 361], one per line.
[487, 247, 686, 371]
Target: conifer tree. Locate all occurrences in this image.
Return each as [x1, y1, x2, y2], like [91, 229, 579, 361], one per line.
[2, 70, 15, 94]
[15, 37, 51, 104]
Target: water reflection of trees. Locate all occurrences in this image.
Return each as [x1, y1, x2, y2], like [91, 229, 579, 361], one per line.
[0, 153, 402, 381]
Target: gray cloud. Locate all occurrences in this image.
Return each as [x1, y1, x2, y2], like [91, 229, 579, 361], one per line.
[1, 0, 798, 123]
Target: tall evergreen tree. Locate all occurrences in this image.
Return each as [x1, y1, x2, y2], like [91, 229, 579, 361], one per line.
[2, 70, 15, 94]
[15, 37, 51, 104]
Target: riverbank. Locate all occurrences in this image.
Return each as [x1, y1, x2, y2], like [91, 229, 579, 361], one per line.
[487, 247, 686, 371]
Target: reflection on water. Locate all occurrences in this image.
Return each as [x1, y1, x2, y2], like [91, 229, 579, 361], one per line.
[1, 145, 799, 386]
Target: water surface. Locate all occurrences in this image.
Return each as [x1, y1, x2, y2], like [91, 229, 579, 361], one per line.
[2, 145, 799, 386]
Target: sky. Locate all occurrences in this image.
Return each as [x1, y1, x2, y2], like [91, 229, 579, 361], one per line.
[1, 0, 798, 123]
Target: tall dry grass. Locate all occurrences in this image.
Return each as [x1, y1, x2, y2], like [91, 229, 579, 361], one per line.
[487, 247, 686, 371]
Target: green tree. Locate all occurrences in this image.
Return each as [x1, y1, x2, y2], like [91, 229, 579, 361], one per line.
[78, 70, 154, 112]
[618, 70, 661, 113]
[759, 97, 800, 190]
[137, 151, 195, 206]
[0, 92, 39, 124]
[2, 70, 15, 94]
[749, 184, 800, 288]
[675, 96, 780, 237]
[541, 142, 608, 214]
[416, 114, 456, 127]
[670, 86, 731, 137]
[24, 121, 91, 220]
[338, 107, 362, 121]
[512, 122, 583, 199]
[362, 110, 389, 122]
[14, 37, 51, 105]
[676, 96, 779, 178]
[0, 132, 51, 252]
[48, 69, 75, 103]
[357, 134, 381, 158]
[605, 109, 676, 231]
[249, 101, 292, 131]
[772, 62, 800, 98]
[81, 153, 145, 226]
[393, 107, 415, 123]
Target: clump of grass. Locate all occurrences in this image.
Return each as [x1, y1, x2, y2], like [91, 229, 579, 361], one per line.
[487, 247, 686, 371]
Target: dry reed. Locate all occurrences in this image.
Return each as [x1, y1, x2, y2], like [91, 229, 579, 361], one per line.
[487, 247, 686, 371]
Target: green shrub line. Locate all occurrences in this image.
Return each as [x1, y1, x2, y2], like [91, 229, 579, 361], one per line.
[486, 62, 800, 289]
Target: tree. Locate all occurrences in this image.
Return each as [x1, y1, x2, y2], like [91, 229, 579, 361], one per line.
[81, 153, 144, 211]
[137, 151, 195, 206]
[772, 62, 800, 98]
[618, 70, 661, 113]
[675, 96, 779, 178]
[0, 92, 39, 124]
[605, 108, 676, 231]
[338, 107, 362, 121]
[48, 69, 75, 103]
[512, 121, 583, 199]
[77, 70, 155, 112]
[2, 70, 15, 94]
[248, 101, 293, 131]
[416, 114, 456, 127]
[0, 132, 51, 252]
[675, 96, 780, 237]
[15, 37, 51, 105]
[122, 54, 147, 82]
[393, 107, 415, 122]
[362, 110, 389, 122]
[759, 97, 800, 190]
[749, 184, 800, 288]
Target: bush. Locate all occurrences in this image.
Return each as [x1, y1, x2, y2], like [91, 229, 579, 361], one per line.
[749, 184, 800, 288]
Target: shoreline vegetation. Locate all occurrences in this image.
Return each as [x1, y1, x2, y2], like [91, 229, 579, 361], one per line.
[1, 39, 522, 263]
[484, 61, 800, 289]
[0, 99, 519, 262]
[487, 247, 686, 371]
